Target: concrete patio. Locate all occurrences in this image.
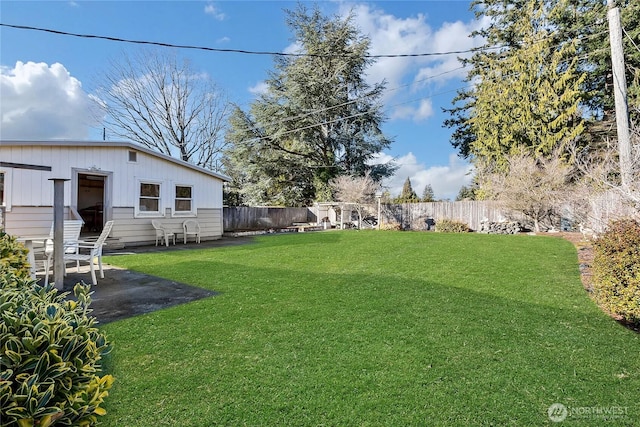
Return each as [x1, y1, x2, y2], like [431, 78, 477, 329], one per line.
[40, 235, 256, 324]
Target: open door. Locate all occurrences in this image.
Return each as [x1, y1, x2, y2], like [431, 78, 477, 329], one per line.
[77, 173, 105, 233]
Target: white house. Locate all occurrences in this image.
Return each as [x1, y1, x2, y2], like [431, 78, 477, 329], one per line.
[0, 140, 230, 246]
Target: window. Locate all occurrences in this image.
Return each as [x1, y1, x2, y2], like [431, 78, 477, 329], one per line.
[128, 151, 137, 162]
[174, 185, 194, 215]
[139, 182, 161, 213]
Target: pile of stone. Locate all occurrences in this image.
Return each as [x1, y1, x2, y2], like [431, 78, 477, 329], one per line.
[478, 220, 522, 234]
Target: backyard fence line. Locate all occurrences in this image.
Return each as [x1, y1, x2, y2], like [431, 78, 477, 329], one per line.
[381, 194, 638, 232]
[224, 193, 637, 233]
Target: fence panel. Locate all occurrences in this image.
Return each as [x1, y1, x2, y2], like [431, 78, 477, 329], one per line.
[380, 201, 525, 231]
[223, 206, 311, 231]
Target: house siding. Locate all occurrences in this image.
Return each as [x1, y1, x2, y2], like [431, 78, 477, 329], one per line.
[1, 141, 228, 245]
[112, 207, 223, 246]
[1, 145, 223, 209]
[3, 206, 74, 236]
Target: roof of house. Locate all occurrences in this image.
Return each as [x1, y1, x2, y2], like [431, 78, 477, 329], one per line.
[0, 140, 231, 181]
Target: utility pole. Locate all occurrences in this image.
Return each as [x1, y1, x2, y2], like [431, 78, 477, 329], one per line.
[49, 178, 69, 290]
[607, 0, 632, 190]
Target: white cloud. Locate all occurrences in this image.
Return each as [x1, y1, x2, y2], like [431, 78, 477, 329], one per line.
[337, 3, 485, 120]
[391, 99, 434, 122]
[283, 41, 302, 55]
[412, 17, 489, 88]
[204, 3, 226, 21]
[248, 81, 269, 95]
[217, 36, 231, 44]
[376, 152, 474, 200]
[344, 4, 432, 92]
[0, 61, 99, 140]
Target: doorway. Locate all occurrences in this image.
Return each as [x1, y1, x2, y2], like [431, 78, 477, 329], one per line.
[77, 173, 105, 233]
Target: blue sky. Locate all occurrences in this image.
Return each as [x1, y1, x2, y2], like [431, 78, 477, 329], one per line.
[0, 1, 485, 200]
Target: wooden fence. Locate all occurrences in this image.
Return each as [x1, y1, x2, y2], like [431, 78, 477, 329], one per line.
[380, 201, 525, 231]
[224, 194, 637, 233]
[223, 206, 312, 231]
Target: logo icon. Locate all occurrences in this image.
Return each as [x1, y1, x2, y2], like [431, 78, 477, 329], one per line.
[548, 403, 568, 422]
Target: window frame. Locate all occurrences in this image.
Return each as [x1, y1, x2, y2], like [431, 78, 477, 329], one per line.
[172, 183, 196, 217]
[135, 179, 164, 217]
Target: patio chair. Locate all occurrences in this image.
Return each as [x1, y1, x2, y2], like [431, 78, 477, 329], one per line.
[47, 219, 83, 256]
[63, 220, 114, 285]
[182, 219, 201, 244]
[152, 220, 175, 247]
[31, 239, 54, 285]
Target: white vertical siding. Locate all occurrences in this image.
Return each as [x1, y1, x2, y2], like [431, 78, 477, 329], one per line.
[1, 142, 226, 244]
[1, 144, 224, 209]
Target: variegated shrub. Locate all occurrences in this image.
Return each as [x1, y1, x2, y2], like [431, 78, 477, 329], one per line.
[1, 270, 114, 426]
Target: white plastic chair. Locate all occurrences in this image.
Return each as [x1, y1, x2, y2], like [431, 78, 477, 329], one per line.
[32, 239, 54, 285]
[48, 220, 83, 256]
[32, 219, 83, 283]
[63, 220, 114, 285]
[152, 220, 175, 247]
[182, 219, 201, 244]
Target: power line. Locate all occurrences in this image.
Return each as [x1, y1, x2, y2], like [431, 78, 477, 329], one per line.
[623, 26, 640, 55]
[0, 22, 494, 59]
[238, 46, 609, 152]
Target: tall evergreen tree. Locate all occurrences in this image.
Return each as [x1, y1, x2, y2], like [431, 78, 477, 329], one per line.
[395, 177, 419, 203]
[446, 0, 586, 174]
[422, 184, 435, 202]
[456, 185, 476, 201]
[445, 0, 640, 164]
[223, 4, 394, 206]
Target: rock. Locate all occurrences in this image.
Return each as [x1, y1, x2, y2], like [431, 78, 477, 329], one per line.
[478, 220, 522, 234]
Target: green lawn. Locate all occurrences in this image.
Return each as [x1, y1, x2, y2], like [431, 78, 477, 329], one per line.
[100, 231, 639, 426]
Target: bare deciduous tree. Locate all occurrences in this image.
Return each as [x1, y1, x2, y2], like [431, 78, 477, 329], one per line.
[486, 151, 572, 232]
[573, 129, 640, 209]
[95, 50, 230, 171]
[330, 172, 379, 227]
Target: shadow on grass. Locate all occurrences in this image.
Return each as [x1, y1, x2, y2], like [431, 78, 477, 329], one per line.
[101, 254, 639, 426]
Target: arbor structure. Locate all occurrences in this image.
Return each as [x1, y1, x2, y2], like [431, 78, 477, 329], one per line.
[96, 50, 230, 171]
[223, 4, 394, 206]
[330, 172, 379, 228]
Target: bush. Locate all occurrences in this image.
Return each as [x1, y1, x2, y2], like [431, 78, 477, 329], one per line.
[380, 222, 402, 231]
[435, 219, 470, 233]
[0, 272, 114, 426]
[0, 231, 31, 278]
[592, 219, 640, 327]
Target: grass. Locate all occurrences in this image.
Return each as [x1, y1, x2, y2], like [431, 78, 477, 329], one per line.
[100, 231, 639, 426]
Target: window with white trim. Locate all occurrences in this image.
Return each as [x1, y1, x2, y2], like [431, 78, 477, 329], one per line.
[174, 185, 193, 213]
[138, 182, 161, 214]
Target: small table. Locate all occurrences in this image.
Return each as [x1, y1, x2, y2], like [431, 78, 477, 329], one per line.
[16, 236, 50, 278]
